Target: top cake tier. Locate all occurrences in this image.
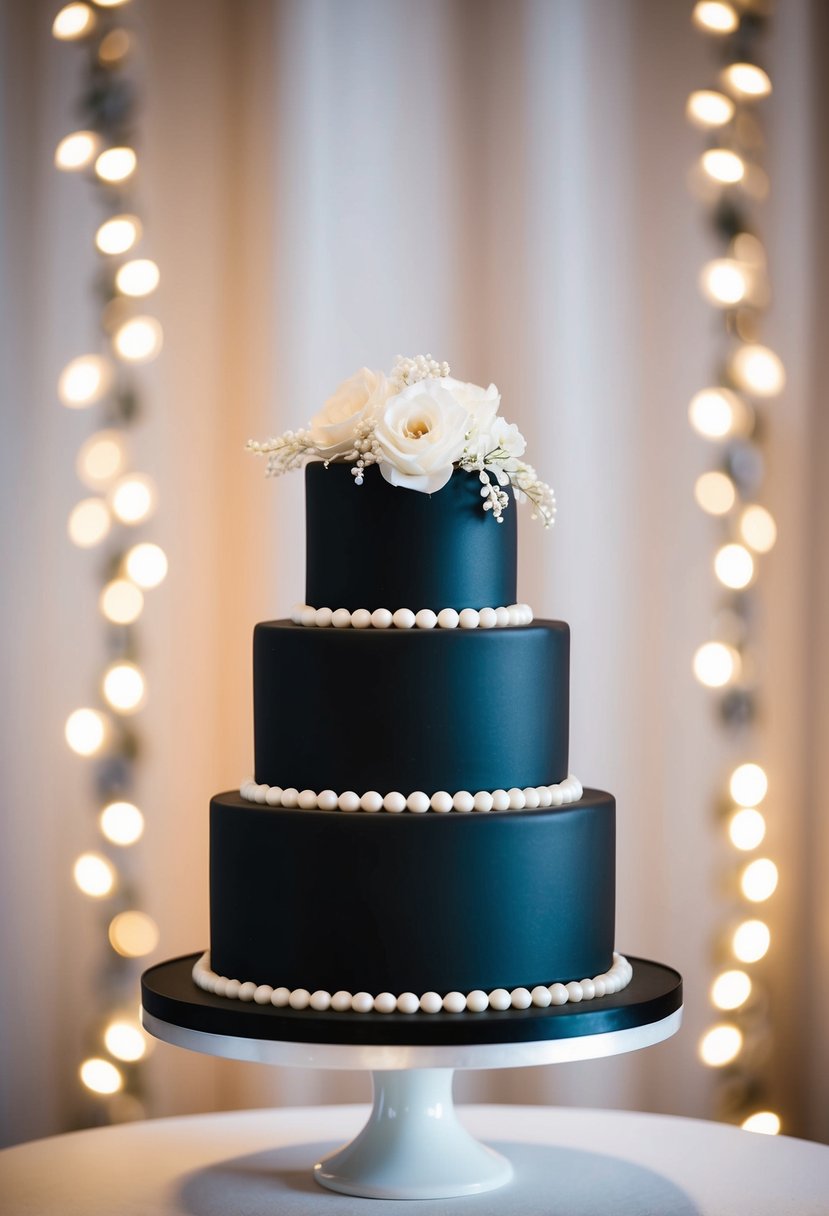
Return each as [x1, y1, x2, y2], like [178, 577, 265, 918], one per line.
[305, 461, 517, 612]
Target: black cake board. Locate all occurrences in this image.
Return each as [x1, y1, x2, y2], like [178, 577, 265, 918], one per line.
[141, 953, 682, 1050]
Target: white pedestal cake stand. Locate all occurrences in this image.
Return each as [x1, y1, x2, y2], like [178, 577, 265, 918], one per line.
[141, 954, 682, 1201]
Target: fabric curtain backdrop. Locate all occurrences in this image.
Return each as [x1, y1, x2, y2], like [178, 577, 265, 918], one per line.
[1, 0, 826, 1146]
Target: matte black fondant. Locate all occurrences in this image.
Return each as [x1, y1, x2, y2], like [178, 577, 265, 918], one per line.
[209, 789, 614, 996]
[305, 462, 517, 612]
[253, 620, 570, 792]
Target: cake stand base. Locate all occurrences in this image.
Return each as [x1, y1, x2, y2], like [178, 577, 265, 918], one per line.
[142, 953, 682, 1200]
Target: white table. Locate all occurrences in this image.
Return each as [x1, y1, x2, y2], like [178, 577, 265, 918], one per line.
[2, 1104, 828, 1214]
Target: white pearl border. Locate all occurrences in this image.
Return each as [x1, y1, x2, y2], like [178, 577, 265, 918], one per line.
[291, 603, 534, 630]
[239, 775, 584, 813]
[193, 951, 633, 1014]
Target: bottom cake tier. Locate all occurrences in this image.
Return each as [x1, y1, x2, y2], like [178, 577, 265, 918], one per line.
[209, 788, 616, 999]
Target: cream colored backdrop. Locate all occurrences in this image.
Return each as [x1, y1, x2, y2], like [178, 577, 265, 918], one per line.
[1, 0, 827, 1147]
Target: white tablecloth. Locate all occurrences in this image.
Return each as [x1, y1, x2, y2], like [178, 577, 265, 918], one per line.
[2, 1104, 828, 1214]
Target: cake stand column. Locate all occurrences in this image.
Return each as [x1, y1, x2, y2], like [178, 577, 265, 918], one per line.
[313, 1067, 513, 1199]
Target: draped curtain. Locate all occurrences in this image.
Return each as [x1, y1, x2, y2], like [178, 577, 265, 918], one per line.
[2, 0, 826, 1146]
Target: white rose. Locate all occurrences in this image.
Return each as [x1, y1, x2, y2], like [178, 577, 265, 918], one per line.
[375, 379, 470, 494]
[442, 377, 500, 432]
[308, 367, 389, 457]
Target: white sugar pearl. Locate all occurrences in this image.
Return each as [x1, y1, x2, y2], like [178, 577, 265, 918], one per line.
[397, 992, 420, 1014]
[459, 608, 480, 629]
[300, 607, 317, 627]
[332, 608, 352, 629]
[494, 607, 510, 627]
[478, 607, 497, 629]
[549, 785, 563, 807]
[225, 979, 241, 999]
[371, 608, 393, 629]
[420, 991, 442, 1014]
[566, 981, 584, 1003]
[317, 789, 338, 811]
[593, 977, 607, 998]
[510, 987, 532, 1009]
[374, 992, 397, 1014]
[549, 983, 569, 1005]
[281, 788, 298, 808]
[531, 985, 552, 1008]
[437, 608, 459, 629]
[415, 609, 437, 630]
[338, 791, 360, 812]
[254, 784, 269, 804]
[314, 607, 333, 628]
[430, 790, 453, 813]
[270, 986, 291, 1007]
[254, 985, 274, 1005]
[453, 790, 474, 813]
[466, 990, 489, 1013]
[289, 988, 311, 1010]
[508, 788, 526, 810]
[538, 786, 552, 807]
[523, 787, 540, 809]
[473, 791, 494, 813]
[352, 992, 373, 1014]
[291, 603, 306, 624]
[265, 786, 283, 807]
[488, 988, 511, 1011]
[360, 790, 383, 813]
[392, 608, 416, 629]
[238, 981, 257, 1001]
[507, 604, 522, 626]
[573, 778, 583, 800]
[331, 991, 352, 1012]
[352, 608, 372, 629]
[443, 991, 466, 1013]
[580, 979, 596, 1000]
[383, 791, 406, 813]
[310, 990, 331, 1011]
[520, 604, 534, 624]
[492, 790, 510, 811]
[407, 791, 430, 814]
[213, 977, 228, 997]
[298, 789, 317, 809]
[239, 780, 254, 799]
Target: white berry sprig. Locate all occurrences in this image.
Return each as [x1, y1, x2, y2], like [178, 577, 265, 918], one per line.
[247, 430, 320, 476]
[389, 353, 451, 391]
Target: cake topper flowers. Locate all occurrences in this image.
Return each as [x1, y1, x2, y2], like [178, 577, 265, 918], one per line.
[247, 355, 556, 527]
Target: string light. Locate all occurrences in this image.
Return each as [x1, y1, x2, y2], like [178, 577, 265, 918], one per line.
[701, 148, 745, 184]
[742, 1111, 781, 1135]
[730, 344, 785, 397]
[692, 1, 738, 34]
[100, 801, 145, 845]
[739, 504, 777, 553]
[102, 661, 146, 713]
[110, 473, 156, 524]
[95, 146, 137, 184]
[58, 355, 111, 408]
[686, 90, 735, 128]
[80, 1058, 123, 1095]
[98, 28, 131, 63]
[699, 1023, 743, 1067]
[714, 542, 754, 589]
[699, 260, 748, 307]
[55, 130, 99, 170]
[694, 470, 736, 515]
[108, 910, 160, 957]
[732, 918, 770, 963]
[68, 498, 111, 547]
[73, 852, 116, 898]
[95, 214, 141, 255]
[722, 63, 772, 99]
[52, 3, 96, 40]
[113, 316, 163, 362]
[711, 970, 752, 1011]
[65, 708, 107, 756]
[115, 259, 160, 297]
[728, 807, 766, 851]
[688, 387, 749, 439]
[76, 431, 127, 489]
[693, 641, 741, 688]
[104, 1020, 148, 1062]
[740, 858, 778, 902]
[124, 542, 168, 588]
[730, 763, 768, 807]
[100, 578, 144, 624]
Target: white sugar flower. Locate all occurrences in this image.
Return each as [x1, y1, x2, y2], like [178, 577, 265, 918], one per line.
[443, 377, 501, 432]
[375, 380, 470, 493]
[308, 367, 390, 457]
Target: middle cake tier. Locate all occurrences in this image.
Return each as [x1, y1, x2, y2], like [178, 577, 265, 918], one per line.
[254, 619, 570, 794]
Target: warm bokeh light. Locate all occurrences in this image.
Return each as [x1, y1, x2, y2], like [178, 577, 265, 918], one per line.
[701, 148, 745, 184]
[740, 858, 779, 902]
[57, 354, 111, 408]
[732, 918, 770, 963]
[686, 89, 735, 128]
[692, 1, 738, 34]
[742, 1111, 781, 1135]
[102, 661, 146, 713]
[730, 344, 785, 397]
[124, 542, 168, 589]
[699, 1023, 743, 1067]
[730, 763, 768, 807]
[76, 431, 127, 489]
[688, 387, 748, 438]
[699, 260, 748, 307]
[100, 801, 145, 846]
[55, 130, 99, 170]
[52, 3, 95, 40]
[68, 498, 111, 547]
[711, 969, 752, 1011]
[115, 259, 160, 298]
[100, 578, 144, 625]
[95, 214, 141, 255]
[111, 473, 156, 525]
[80, 1057, 123, 1095]
[693, 641, 741, 688]
[694, 470, 736, 516]
[722, 63, 772, 99]
[715, 542, 754, 590]
[109, 910, 160, 957]
[65, 707, 107, 756]
[98, 28, 132, 63]
[739, 504, 777, 553]
[73, 852, 116, 898]
[729, 807, 766, 851]
[95, 0, 132, 6]
[113, 316, 163, 363]
[95, 146, 137, 184]
[104, 1020, 148, 1062]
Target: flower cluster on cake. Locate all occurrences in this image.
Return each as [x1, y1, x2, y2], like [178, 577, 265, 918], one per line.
[248, 354, 556, 527]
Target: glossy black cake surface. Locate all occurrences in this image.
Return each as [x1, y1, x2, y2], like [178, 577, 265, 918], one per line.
[210, 789, 615, 995]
